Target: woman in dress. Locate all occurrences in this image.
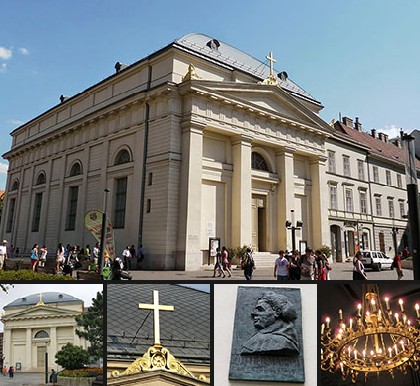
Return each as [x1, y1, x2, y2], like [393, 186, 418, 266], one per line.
[353, 251, 368, 280]
[30, 244, 39, 271]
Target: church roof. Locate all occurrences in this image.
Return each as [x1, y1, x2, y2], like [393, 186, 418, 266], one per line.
[4, 292, 82, 309]
[107, 284, 210, 365]
[173, 33, 320, 105]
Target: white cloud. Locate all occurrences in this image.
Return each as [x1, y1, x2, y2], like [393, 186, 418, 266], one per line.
[19, 47, 29, 55]
[0, 63, 7, 73]
[0, 47, 12, 60]
[377, 124, 401, 139]
[0, 163, 8, 174]
[7, 119, 24, 126]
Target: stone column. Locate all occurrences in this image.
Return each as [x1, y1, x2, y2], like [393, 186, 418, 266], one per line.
[231, 135, 252, 248]
[3, 328, 12, 368]
[276, 148, 295, 251]
[176, 123, 204, 270]
[310, 156, 329, 248]
[50, 327, 57, 362]
[26, 328, 32, 371]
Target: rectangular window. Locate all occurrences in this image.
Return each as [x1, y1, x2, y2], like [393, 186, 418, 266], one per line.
[397, 174, 402, 188]
[360, 191, 367, 214]
[373, 166, 379, 183]
[329, 185, 337, 209]
[388, 199, 395, 218]
[357, 160, 365, 181]
[114, 177, 128, 229]
[399, 201, 405, 218]
[386, 170, 392, 186]
[148, 172, 153, 186]
[328, 151, 336, 173]
[343, 155, 351, 177]
[65, 186, 79, 231]
[147, 199, 151, 213]
[6, 198, 16, 233]
[345, 188, 353, 212]
[375, 197, 382, 217]
[31, 193, 43, 232]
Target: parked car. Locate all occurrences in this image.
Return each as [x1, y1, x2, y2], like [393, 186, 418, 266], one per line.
[359, 250, 393, 271]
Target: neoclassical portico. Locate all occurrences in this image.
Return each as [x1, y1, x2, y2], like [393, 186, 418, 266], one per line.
[1, 293, 87, 372]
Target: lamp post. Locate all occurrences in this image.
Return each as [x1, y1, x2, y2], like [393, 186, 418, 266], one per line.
[285, 210, 303, 252]
[392, 227, 399, 257]
[401, 132, 420, 280]
[99, 188, 110, 275]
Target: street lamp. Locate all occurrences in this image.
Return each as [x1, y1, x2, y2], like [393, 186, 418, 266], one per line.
[401, 131, 420, 280]
[285, 210, 303, 252]
[392, 227, 399, 257]
[99, 188, 110, 275]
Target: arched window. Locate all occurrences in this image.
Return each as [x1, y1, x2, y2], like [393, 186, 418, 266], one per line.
[35, 172, 46, 185]
[11, 179, 19, 191]
[251, 152, 269, 172]
[34, 330, 49, 339]
[114, 149, 131, 165]
[69, 162, 82, 177]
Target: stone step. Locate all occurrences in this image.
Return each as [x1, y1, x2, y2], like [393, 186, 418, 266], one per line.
[252, 253, 278, 268]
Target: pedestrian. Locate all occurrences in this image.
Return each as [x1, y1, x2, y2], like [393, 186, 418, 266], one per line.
[137, 244, 145, 264]
[8, 244, 14, 259]
[402, 246, 410, 259]
[0, 240, 7, 270]
[394, 251, 404, 280]
[299, 247, 317, 280]
[241, 248, 255, 280]
[8, 366, 14, 378]
[55, 243, 65, 274]
[212, 248, 225, 278]
[353, 251, 368, 280]
[50, 369, 58, 385]
[91, 242, 100, 265]
[2, 365, 6, 376]
[30, 243, 39, 271]
[274, 250, 289, 280]
[129, 245, 136, 262]
[122, 245, 132, 270]
[315, 250, 327, 280]
[289, 250, 301, 280]
[221, 246, 232, 277]
[39, 245, 48, 267]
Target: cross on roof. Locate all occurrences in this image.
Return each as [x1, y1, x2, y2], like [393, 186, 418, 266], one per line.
[266, 51, 276, 78]
[139, 290, 174, 345]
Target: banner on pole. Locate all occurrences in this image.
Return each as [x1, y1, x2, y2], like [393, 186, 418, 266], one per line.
[84, 210, 115, 260]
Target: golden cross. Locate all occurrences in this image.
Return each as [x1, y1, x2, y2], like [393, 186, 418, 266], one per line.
[266, 51, 276, 77]
[139, 290, 174, 345]
[36, 293, 45, 307]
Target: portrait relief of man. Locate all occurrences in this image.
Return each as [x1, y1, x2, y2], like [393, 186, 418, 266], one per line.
[240, 291, 300, 356]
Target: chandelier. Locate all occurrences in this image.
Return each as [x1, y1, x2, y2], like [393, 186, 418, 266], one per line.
[320, 285, 420, 383]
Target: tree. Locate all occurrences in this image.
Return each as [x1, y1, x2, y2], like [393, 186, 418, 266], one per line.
[55, 343, 90, 370]
[75, 291, 103, 361]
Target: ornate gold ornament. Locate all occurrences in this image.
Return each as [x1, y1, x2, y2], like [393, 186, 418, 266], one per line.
[321, 285, 420, 383]
[182, 63, 202, 81]
[36, 293, 45, 307]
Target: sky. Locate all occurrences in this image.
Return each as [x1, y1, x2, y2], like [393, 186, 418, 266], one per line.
[1, 1, 419, 190]
[0, 283, 103, 331]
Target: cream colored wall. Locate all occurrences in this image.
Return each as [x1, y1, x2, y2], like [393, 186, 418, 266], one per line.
[214, 284, 317, 386]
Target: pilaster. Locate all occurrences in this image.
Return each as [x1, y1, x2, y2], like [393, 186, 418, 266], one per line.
[231, 135, 252, 248]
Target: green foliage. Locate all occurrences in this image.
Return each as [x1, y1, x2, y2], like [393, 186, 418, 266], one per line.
[319, 245, 332, 258]
[0, 270, 74, 280]
[59, 367, 102, 378]
[227, 245, 249, 261]
[55, 343, 90, 370]
[75, 291, 103, 361]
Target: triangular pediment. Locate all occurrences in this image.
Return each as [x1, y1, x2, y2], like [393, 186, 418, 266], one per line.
[188, 81, 334, 136]
[2, 305, 79, 321]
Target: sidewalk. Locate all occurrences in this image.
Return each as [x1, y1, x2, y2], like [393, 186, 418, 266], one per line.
[128, 262, 413, 281]
[0, 372, 47, 385]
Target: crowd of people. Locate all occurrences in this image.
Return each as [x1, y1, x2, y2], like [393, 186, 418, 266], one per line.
[0, 240, 145, 276]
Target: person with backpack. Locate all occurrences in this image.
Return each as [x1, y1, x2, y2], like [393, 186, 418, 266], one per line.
[241, 247, 255, 280]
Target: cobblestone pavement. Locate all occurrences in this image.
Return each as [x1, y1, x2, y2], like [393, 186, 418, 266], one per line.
[0, 372, 47, 385]
[128, 262, 413, 281]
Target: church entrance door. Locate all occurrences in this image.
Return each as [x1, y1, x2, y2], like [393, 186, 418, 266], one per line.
[252, 195, 266, 252]
[37, 346, 46, 369]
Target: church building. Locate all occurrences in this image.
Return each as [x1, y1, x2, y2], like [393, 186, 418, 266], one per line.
[1, 33, 334, 270]
[1, 292, 88, 372]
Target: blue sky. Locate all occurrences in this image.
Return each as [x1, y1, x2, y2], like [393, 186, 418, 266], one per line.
[1, 1, 419, 190]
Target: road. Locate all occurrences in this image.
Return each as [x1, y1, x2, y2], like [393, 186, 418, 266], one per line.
[128, 262, 413, 281]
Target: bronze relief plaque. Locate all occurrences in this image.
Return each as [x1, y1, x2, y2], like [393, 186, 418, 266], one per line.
[229, 286, 305, 382]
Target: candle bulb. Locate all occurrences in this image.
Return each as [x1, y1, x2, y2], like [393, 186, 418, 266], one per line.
[371, 299, 376, 312]
[363, 350, 366, 358]
[340, 362, 344, 372]
[399, 299, 404, 312]
[415, 304, 420, 318]
[357, 303, 362, 316]
[326, 317, 330, 329]
[349, 318, 353, 330]
[394, 344, 398, 355]
[388, 347, 392, 358]
[354, 350, 357, 359]
[339, 309, 343, 320]
[395, 313, 399, 323]
[403, 315, 407, 324]
[321, 323, 325, 335]
[384, 297, 390, 310]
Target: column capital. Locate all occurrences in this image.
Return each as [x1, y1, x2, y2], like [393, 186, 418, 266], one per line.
[180, 120, 205, 134]
[232, 134, 253, 147]
[275, 146, 295, 157]
[309, 154, 328, 164]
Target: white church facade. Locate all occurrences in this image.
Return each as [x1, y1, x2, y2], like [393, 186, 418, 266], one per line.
[1, 292, 87, 372]
[0, 33, 413, 268]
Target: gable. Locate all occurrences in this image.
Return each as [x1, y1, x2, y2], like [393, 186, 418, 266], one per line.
[187, 81, 334, 137]
[2, 305, 80, 321]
